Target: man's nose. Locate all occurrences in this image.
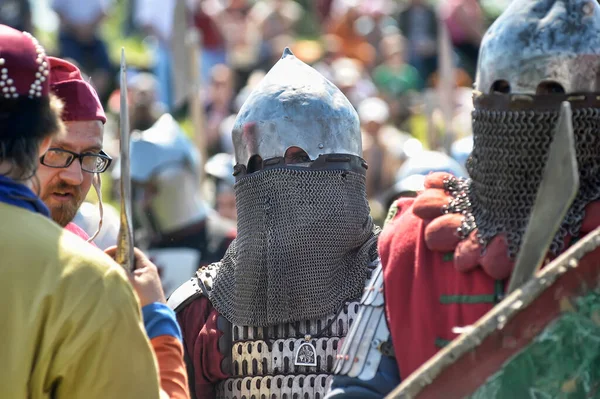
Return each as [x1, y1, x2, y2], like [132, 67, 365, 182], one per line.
[58, 159, 84, 186]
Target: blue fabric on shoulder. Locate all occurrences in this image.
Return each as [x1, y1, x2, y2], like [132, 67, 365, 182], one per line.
[0, 175, 50, 216]
[142, 302, 183, 342]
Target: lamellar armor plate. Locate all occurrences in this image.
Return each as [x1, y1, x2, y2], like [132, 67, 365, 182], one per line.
[173, 261, 379, 399]
[216, 304, 359, 399]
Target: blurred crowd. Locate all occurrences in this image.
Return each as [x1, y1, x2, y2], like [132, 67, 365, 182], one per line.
[0, 0, 498, 225]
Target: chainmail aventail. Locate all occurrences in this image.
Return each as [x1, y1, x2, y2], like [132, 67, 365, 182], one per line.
[209, 167, 378, 327]
[445, 97, 600, 258]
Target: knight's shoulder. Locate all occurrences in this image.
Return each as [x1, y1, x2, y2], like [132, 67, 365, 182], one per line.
[167, 262, 221, 313]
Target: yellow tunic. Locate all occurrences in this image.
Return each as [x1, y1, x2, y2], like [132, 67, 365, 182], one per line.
[0, 202, 161, 398]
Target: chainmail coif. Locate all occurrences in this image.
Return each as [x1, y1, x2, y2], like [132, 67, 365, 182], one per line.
[209, 167, 379, 327]
[446, 103, 600, 258]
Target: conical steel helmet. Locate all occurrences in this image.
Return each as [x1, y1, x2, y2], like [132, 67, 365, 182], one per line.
[476, 0, 600, 95]
[460, 0, 600, 260]
[231, 48, 362, 168]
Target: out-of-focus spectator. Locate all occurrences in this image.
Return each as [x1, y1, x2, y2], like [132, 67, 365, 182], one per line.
[251, 0, 303, 65]
[397, 0, 438, 87]
[315, 0, 335, 25]
[359, 97, 404, 199]
[134, 0, 176, 110]
[190, 0, 228, 84]
[395, 150, 467, 183]
[205, 64, 237, 155]
[291, 39, 325, 65]
[51, 0, 113, 101]
[312, 33, 344, 81]
[327, 4, 376, 66]
[424, 84, 474, 148]
[372, 33, 422, 100]
[428, 67, 473, 89]
[440, 0, 484, 79]
[331, 57, 377, 107]
[265, 33, 297, 67]
[128, 72, 167, 132]
[205, 0, 262, 93]
[350, 0, 399, 62]
[0, 0, 31, 32]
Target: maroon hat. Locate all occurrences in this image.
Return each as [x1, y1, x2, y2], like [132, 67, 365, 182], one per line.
[0, 25, 49, 99]
[48, 57, 106, 124]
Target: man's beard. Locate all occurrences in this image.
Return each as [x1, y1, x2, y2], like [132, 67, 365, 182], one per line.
[51, 202, 80, 227]
[131, 109, 156, 132]
[42, 182, 84, 227]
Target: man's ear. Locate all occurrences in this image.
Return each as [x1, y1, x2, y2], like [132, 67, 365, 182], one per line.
[39, 136, 53, 157]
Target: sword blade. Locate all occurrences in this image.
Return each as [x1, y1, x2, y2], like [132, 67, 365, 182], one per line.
[507, 101, 579, 293]
[115, 48, 134, 272]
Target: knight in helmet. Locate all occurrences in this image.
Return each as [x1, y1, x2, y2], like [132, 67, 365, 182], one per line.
[326, 0, 600, 396]
[113, 73, 236, 297]
[167, 48, 380, 398]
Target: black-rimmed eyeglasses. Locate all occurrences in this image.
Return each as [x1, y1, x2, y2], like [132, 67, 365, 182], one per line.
[40, 148, 113, 173]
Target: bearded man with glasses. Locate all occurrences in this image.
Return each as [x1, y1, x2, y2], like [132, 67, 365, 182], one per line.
[36, 56, 191, 398]
[37, 57, 111, 237]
